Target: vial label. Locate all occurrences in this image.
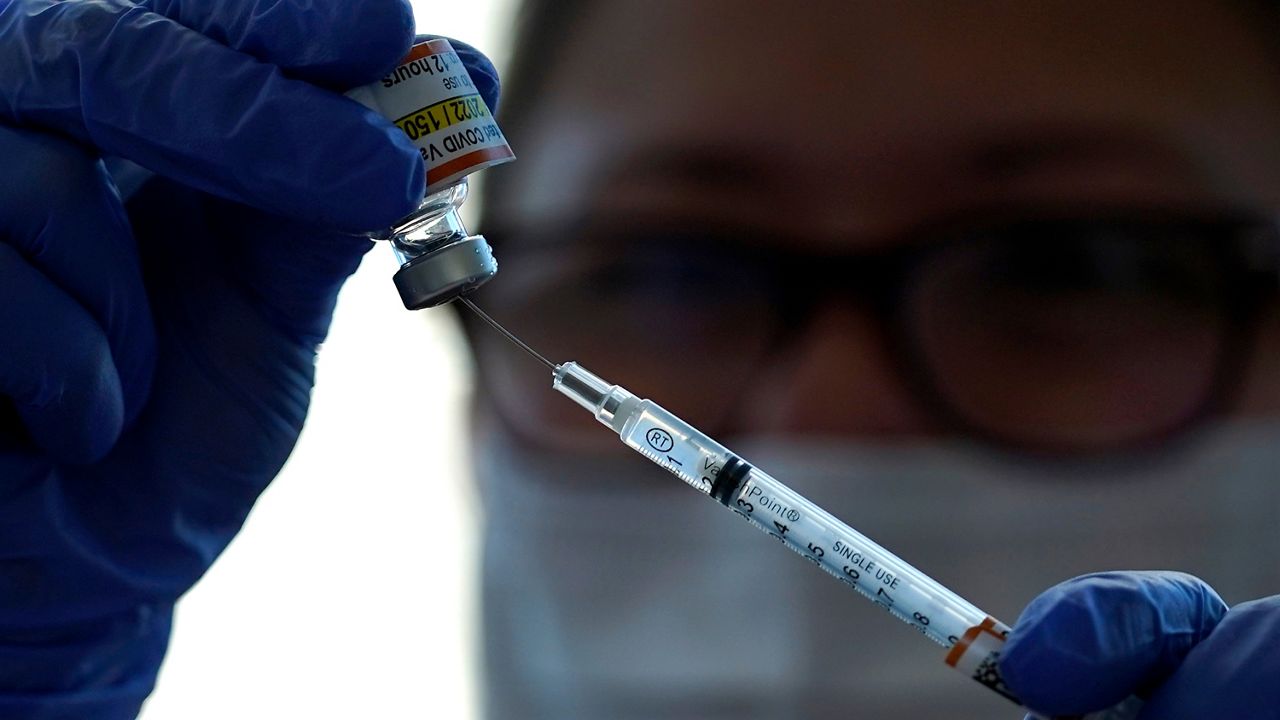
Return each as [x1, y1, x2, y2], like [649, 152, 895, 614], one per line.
[348, 38, 515, 192]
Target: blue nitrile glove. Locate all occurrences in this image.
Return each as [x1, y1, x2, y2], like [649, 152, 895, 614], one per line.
[1000, 571, 1280, 719]
[0, 0, 501, 716]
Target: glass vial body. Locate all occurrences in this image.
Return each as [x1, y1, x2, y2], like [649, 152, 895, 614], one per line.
[380, 179, 471, 264]
[376, 177, 497, 310]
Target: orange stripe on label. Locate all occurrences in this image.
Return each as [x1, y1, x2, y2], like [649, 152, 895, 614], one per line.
[945, 617, 998, 667]
[401, 38, 455, 64]
[427, 145, 516, 188]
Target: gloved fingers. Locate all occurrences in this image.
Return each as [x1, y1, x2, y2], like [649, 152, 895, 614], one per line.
[0, 245, 123, 464]
[125, 177, 370, 348]
[0, 603, 171, 717]
[0, 126, 156, 430]
[999, 571, 1227, 718]
[138, 0, 415, 89]
[1, 0, 424, 232]
[203, 194, 373, 346]
[418, 35, 503, 113]
[1135, 595, 1280, 720]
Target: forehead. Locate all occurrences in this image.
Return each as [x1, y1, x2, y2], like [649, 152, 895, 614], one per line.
[491, 0, 1280, 245]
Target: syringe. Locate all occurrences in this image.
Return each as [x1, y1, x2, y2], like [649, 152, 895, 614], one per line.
[457, 299, 1142, 720]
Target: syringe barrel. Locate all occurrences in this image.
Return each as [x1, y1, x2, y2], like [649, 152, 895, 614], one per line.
[727, 465, 990, 646]
[550, 361, 1140, 719]
[600, 390, 1018, 698]
[722, 464, 1028, 701]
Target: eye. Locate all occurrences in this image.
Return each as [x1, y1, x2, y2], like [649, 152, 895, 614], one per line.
[557, 228, 768, 306]
[904, 216, 1239, 451]
[969, 220, 1231, 312]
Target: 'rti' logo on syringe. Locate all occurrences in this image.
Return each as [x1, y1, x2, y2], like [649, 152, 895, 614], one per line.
[645, 428, 674, 452]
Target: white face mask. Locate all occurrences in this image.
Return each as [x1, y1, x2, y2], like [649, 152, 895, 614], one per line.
[473, 420, 1280, 720]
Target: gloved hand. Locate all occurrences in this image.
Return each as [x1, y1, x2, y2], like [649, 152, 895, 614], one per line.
[0, 0, 500, 716]
[1000, 571, 1280, 719]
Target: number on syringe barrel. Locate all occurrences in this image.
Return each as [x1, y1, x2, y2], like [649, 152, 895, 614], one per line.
[734, 496, 792, 545]
[768, 521, 789, 543]
[805, 542, 824, 566]
[737, 502, 949, 646]
[840, 565, 860, 588]
[840, 566, 923, 629]
[879, 589, 927, 632]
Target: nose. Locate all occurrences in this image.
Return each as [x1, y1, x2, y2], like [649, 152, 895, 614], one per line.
[735, 301, 939, 438]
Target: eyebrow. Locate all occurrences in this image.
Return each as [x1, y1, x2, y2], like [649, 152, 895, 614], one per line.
[598, 124, 1206, 190]
[964, 125, 1207, 183]
[596, 144, 784, 197]
[502, 122, 1224, 258]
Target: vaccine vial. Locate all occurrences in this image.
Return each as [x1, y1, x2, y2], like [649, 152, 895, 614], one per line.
[348, 38, 515, 309]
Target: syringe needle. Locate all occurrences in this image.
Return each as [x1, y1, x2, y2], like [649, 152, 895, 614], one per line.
[456, 296, 558, 371]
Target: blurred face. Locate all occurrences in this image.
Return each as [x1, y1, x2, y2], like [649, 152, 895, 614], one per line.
[473, 0, 1280, 456]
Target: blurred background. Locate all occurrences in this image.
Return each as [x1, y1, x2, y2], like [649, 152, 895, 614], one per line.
[137, 2, 515, 716]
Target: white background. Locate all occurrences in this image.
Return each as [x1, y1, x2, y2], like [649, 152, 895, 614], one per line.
[139, 2, 516, 716]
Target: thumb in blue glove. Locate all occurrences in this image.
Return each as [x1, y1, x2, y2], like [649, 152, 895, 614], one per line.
[999, 571, 1280, 719]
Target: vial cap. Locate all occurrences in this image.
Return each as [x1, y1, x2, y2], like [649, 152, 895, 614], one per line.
[392, 236, 498, 309]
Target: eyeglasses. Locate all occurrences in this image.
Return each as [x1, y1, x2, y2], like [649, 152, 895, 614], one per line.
[469, 209, 1279, 455]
